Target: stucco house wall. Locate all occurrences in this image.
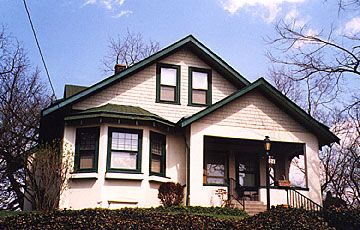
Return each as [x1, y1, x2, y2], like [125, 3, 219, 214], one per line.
[60, 124, 186, 209]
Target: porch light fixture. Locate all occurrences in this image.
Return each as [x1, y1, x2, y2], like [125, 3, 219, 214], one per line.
[264, 136, 271, 151]
[264, 136, 271, 211]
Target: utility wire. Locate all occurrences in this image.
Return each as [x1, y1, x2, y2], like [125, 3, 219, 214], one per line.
[23, 0, 56, 99]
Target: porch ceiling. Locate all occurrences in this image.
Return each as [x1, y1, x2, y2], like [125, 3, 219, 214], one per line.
[205, 136, 304, 158]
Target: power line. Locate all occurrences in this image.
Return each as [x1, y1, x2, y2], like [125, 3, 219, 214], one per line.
[22, 0, 56, 99]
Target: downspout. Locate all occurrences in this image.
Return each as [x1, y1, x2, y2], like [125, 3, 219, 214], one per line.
[182, 130, 190, 206]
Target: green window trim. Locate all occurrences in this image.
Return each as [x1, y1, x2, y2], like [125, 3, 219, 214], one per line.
[106, 127, 143, 173]
[156, 63, 181, 104]
[149, 131, 166, 177]
[74, 127, 100, 173]
[188, 67, 212, 106]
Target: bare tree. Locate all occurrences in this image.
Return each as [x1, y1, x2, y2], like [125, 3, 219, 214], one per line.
[336, 0, 360, 10]
[267, 21, 359, 111]
[25, 142, 72, 211]
[102, 30, 160, 74]
[267, 3, 360, 208]
[320, 107, 360, 207]
[0, 26, 50, 210]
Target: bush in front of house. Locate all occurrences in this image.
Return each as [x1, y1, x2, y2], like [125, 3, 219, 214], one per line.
[158, 182, 185, 207]
[235, 206, 334, 230]
[321, 206, 360, 230]
[0, 208, 241, 230]
[323, 191, 348, 210]
[3, 206, 360, 229]
[321, 192, 360, 230]
[153, 205, 248, 217]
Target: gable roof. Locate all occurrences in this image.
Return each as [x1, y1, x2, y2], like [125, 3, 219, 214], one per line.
[43, 35, 250, 116]
[178, 78, 339, 147]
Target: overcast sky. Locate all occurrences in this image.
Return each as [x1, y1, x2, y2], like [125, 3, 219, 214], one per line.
[1, 0, 359, 97]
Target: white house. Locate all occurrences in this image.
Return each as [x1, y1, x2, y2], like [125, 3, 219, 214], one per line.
[39, 35, 338, 212]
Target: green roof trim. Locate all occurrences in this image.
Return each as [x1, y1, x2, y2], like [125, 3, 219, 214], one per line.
[43, 35, 249, 116]
[65, 104, 175, 127]
[179, 78, 339, 147]
[64, 85, 88, 99]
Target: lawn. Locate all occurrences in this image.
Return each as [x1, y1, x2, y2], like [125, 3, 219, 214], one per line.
[0, 211, 21, 218]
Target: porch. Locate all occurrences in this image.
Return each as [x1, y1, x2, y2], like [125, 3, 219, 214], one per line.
[202, 136, 308, 208]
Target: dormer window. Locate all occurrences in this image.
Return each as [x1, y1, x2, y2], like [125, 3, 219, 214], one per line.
[156, 63, 180, 104]
[189, 67, 212, 106]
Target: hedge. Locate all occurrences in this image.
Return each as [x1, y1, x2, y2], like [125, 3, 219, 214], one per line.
[0, 208, 243, 230]
[235, 207, 334, 230]
[321, 207, 360, 230]
[152, 205, 248, 217]
[1, 206, 359, 229]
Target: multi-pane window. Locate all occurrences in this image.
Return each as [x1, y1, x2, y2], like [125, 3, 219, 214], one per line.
[156, 63, 180, 103]
[107, 128, 142, 172]
[204, 152, 227, 185]
[150, 132, 166, 176]
[75, 127, 99, 172]
[189, 67, 211, 106]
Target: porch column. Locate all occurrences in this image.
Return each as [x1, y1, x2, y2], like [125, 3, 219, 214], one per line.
[304, 142, 322, 205]
[188, 129, 204, 206]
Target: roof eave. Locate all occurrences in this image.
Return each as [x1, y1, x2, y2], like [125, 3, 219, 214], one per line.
[65, 111, 175, 127]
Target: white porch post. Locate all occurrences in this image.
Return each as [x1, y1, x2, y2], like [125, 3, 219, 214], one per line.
[188, 130, 204, 206]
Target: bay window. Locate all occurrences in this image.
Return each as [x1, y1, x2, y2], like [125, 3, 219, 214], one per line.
[74, 127, 99, 172]
[107, 128, 142, 172]
[149, 132, 166, 176]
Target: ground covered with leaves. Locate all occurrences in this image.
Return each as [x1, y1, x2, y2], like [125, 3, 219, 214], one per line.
[0, 206, 359, 229]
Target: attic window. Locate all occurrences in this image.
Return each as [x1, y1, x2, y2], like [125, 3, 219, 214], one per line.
[189, 67, 212, 106]
[156, 63, 180, 104]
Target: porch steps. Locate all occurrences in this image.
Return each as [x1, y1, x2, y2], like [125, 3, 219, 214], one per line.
[234, 201, 267, 216]
[244, 201, 267, 216]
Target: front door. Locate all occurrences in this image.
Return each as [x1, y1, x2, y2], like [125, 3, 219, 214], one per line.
[235, 154, 260, 192]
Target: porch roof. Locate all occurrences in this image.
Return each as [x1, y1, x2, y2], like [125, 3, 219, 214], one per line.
[65, 103, 175, 127]
[178, 78, 339, 147]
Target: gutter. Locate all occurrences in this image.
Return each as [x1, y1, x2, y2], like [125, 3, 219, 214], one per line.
[182, 130, 190, 206]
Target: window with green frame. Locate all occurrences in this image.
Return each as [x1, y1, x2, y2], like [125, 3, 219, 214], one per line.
[107, 128, 142, 172]
[156, 63, 180, 104]
[149, 132, 166, 176]
[188, 67, 212, 106]
[74, 127, 100, 172]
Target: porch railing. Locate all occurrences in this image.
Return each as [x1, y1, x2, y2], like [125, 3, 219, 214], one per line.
[286, 187, 322, 211]
[228, 178, 245, 210]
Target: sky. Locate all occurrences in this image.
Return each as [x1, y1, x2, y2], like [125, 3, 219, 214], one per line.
[1, 0, 359, 98]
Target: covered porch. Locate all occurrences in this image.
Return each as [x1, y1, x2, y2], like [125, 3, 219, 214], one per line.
[201, 136, 308, 207]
